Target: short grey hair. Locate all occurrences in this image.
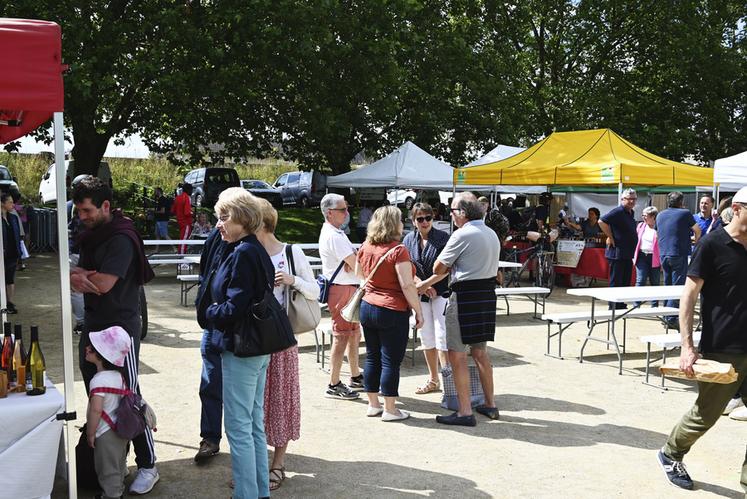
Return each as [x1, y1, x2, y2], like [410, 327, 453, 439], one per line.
[320, 193, 346, 217]
[667, 191, 684, 208]
[454, 192, 483, 221]
[642, 206, 658, 218]
[621, 188, 637, 200]
[721, 207, 734, 224]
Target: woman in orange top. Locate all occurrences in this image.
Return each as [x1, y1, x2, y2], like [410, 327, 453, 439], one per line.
[355, 206, 423, 422]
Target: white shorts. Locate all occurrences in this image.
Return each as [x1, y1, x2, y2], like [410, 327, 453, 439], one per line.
[419, 296, 448, 351]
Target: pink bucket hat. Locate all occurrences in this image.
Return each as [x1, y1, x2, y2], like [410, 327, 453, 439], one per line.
[89, 326, 131, 367]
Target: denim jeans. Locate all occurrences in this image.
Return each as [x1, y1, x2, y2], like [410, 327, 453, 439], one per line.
[661, 255, 688, 319]
[360, 301, 410, 397]
[607, 258, 633, 310]
[634, 252, 661, 307]
[200, 330, 223, 444]
[222, 351, 270, 499]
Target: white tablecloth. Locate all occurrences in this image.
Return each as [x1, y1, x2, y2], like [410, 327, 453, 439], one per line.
[0, 382, 64, 499]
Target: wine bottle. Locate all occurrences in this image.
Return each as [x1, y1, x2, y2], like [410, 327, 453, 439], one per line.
[25, 325, 46, 396]
[1, 322, 13, 386]
[12, 324, 26, 391]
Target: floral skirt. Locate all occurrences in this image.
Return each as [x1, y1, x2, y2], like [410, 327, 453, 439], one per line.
[263, 345, 300, 447]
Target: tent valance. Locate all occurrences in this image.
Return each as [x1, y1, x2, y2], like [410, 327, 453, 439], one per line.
[454, 129, 713, 187]
[0, 18, 65, 143]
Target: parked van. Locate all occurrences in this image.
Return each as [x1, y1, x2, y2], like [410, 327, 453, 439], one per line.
[272, 170, 327, 207]
[38, 160, 112, 204]
[183, 167, 240, 207]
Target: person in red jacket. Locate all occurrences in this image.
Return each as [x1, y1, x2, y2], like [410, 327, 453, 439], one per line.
[172, 183, 193, 253]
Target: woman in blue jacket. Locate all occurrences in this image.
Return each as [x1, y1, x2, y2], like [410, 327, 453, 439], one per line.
[205, 187, 273, 499]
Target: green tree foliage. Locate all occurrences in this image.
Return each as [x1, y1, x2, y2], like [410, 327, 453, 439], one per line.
[2, 0, 747, 173]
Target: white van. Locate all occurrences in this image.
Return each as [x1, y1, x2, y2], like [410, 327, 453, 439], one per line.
[38, 160, 112, 204]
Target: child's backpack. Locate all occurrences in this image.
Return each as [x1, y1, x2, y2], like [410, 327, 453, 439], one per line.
[90, 377, 157, 440]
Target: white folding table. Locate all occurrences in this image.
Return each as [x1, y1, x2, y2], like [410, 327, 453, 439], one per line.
[567, 285, 685, 374]
[0, 382, 64, 499]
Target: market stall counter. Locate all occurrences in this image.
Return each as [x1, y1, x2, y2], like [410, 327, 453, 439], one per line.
[0, 381, 64, 499]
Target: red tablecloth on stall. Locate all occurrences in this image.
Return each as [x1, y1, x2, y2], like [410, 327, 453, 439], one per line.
[555, 247, 609, 280]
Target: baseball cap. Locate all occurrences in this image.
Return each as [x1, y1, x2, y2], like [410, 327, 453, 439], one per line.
[732, 186, 747, 204]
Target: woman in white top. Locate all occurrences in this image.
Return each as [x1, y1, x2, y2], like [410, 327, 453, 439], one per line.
[633, 206, 661, 306]
[255, 198, 318, 492]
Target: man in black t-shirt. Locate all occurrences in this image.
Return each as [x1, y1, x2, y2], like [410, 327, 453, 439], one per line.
[657, 188, 747, 492]
[70, 177, 160, 495]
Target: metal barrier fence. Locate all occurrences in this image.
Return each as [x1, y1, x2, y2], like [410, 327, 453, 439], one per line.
[28, 207, 58, 252]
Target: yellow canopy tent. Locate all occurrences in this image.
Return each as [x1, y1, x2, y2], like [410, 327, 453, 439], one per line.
[454, 128, 713, 187]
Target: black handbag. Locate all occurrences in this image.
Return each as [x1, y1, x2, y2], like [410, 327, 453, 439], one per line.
[232, 269, 297, 358]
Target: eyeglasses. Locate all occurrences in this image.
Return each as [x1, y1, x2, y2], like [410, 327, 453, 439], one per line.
[623, 197, 637, 201]
[450, 208, 461, 213]
[329, 207, 348, 212]
[416, 216, 433, 223]
[217, 214, 230, 222]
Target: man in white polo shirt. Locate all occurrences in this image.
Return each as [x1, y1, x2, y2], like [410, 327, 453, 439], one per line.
[319, 193, 362, 400]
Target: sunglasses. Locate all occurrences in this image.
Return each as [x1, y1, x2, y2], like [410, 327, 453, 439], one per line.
[416, 216, 433, 223]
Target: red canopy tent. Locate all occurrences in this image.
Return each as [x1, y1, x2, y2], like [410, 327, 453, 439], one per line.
[0, 18, 65, 141]
[1, 18, 77, 498]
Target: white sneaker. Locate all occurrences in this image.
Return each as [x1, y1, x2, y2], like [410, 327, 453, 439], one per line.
[381, 409, 410, 422]
[723, 397, 744, 415]
[129, 467, 160, 495]
[729, 405, 747, 421]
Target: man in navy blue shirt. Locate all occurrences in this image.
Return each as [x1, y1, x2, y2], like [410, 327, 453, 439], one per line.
[656, 192, 701, 327]
[693, 194, 721, 235]
[599, 189, 638, 309]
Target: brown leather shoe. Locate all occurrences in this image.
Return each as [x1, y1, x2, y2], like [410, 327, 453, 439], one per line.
[194, 439, 219, 462]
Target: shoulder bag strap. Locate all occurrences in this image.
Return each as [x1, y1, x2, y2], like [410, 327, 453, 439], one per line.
[285, 243, 296, 275]
[360, 244, 403, 289]
[328, 260, 345, 284]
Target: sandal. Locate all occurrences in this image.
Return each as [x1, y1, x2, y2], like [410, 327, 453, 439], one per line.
[269, 467, 286, 491]
[415, 379, 440, 395]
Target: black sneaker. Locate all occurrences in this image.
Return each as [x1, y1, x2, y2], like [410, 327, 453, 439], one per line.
[6, 302, 17, 314]
[194, 439, 219, 463]
[657, 449, 693, 490]
[349, 374, 364, 390]
[436, 412, 477, 427]
[325, 381, 360, 400]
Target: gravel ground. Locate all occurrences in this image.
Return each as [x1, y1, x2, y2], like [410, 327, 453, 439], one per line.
[15, 252, 741, 498]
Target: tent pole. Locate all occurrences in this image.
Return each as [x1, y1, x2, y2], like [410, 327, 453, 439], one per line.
[53, 112, 77, 499]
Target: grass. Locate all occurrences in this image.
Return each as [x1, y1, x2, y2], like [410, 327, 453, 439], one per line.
[275, 208, 325, 243]
[0, 152, 298, 206]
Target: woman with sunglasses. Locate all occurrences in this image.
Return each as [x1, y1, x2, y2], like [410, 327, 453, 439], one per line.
[403, 202, 451, 394]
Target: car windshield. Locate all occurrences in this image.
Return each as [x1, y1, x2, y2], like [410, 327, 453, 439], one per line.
[0, 168, 11, 181]
[207, 170, 238, 186]
[253, 181, 270, 189]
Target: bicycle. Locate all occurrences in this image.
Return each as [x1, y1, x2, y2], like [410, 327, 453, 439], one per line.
[503, 237, 556, 294]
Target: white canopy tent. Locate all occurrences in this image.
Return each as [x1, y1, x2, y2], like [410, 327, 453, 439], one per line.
[714, 150, 747, 192]
[466, 144, 526, 167]
[327, 141, 458, 189]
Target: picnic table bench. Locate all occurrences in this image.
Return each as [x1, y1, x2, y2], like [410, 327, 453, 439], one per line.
[563, 285, 686, 374]
[177, 274, 200, 306]
[640, 330, 702, 388]
[495, 286, 551, 318]
[542, 306, 680, 360]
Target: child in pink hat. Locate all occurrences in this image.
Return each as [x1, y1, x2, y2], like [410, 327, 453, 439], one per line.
[85, 326, 131, 499]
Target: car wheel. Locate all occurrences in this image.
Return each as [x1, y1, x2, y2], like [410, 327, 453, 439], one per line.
[194, 194, 203, 208]
[299, 196, 310, 208]
[404, 197, 415, 210]
[140, 286, 149, 340]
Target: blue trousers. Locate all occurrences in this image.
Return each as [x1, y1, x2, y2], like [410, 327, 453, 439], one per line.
[661, 255, 688, 320]
[360, 301, 410, 397]
[199, 330, 222, 444]
[634, 252, 661, 307]
[222, 351, 270, 499]
[607, 258, 633, 310]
